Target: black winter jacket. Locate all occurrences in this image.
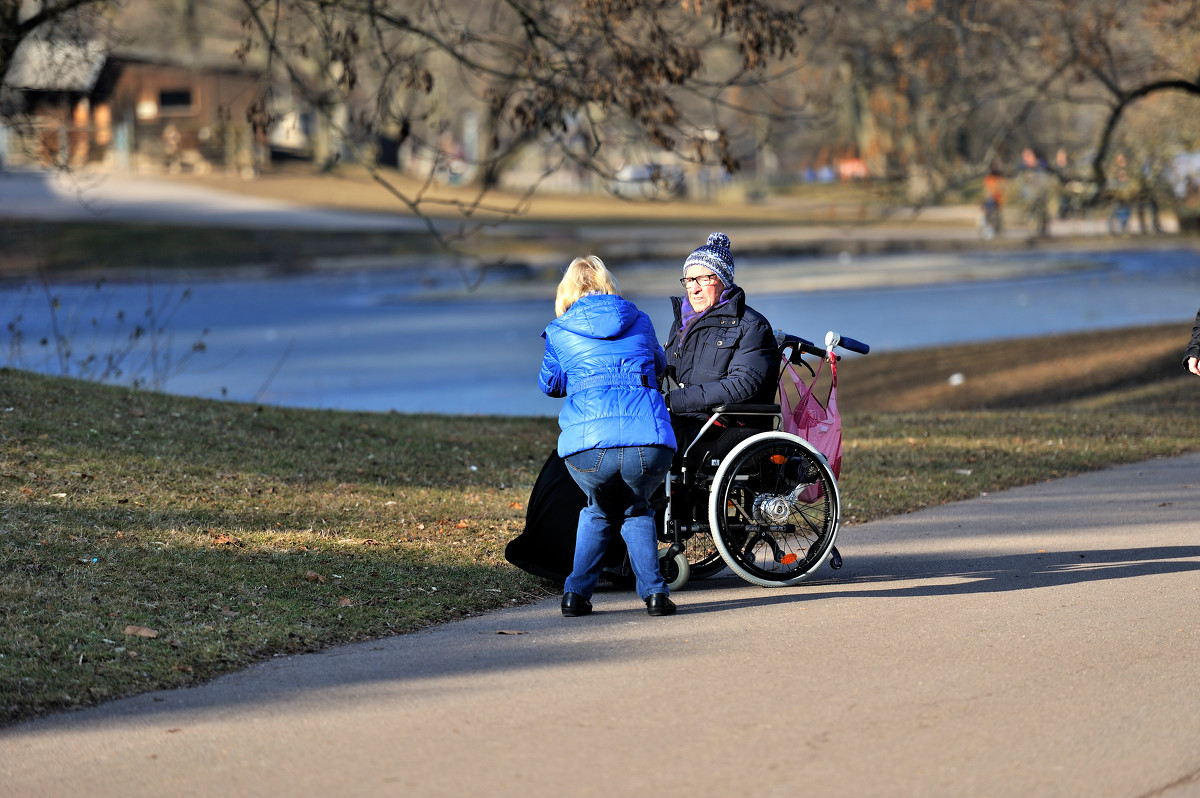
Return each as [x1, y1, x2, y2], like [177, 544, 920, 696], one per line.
[664, 286, 779, 419]
[1185, 307, 1200, 368]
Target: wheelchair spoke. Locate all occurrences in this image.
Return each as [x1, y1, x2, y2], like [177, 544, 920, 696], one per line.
[683, 532, 724, 578]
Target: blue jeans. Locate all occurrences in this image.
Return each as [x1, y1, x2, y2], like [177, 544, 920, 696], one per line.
[563, 445, 673, 601]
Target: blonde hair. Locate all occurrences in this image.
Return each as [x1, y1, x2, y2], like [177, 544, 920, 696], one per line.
[555, 255, 621, 317]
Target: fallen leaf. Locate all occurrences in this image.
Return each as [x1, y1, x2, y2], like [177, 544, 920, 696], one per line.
[305, 571, 327, 584]
[337, 596, 353, 607]
[123, 625, 159, 639]
[360, 538, 380, 546]
[495, 630, 527, 635]
[455, 520, 469, 528]
[211, 533, 239, 546]
[172, 665, 193, 673]
[508, 502, 523, 509]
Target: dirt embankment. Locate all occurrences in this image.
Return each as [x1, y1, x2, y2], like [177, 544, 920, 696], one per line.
[837, 320, 1196, 413]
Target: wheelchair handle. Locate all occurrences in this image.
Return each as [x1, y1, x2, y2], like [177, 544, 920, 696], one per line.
[775, 332, 826, 361]
[825, 331, 870, 355]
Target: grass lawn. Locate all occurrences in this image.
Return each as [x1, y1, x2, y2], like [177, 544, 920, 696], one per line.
[1, 370, 558, 724]
[3, 317, 1199, 726]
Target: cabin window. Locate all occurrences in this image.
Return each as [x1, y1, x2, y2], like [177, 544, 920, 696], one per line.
[159, 89, 194, 114]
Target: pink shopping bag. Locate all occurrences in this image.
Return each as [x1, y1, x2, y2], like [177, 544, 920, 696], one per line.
[779, 351, 842, 485]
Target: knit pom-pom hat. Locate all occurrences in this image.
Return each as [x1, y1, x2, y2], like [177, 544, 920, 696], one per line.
[682, 232, 735, 287]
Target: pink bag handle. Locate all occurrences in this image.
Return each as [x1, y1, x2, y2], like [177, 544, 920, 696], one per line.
[782, 348, 837, 424]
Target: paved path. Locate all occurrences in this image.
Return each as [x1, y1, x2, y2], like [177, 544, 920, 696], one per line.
[3, 454, 1200, 797]
[5, 166, 1172, 246]
[0, 169, 426, 230]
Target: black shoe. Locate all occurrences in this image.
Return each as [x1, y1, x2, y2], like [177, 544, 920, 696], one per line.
[645, 593, 676, 616]
[561, 592, 593, 617]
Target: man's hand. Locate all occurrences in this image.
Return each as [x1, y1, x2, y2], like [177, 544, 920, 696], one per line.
[1189, 356, 1200, 376]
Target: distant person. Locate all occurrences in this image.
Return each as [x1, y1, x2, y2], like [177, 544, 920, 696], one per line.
[1185, 307, 1200, 377]
[538, 255, 678, 618]
[1133, 158, 1165, 234]
[1018, 149, 1051, 238]
[983, 168, 1006, 208]
[981, 167, 1006, 237]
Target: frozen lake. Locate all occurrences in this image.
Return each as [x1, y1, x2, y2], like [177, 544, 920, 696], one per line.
[3, 247, 1199, 416]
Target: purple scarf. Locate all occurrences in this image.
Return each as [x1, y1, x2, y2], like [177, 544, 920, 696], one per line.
[678, 285, 735, 341]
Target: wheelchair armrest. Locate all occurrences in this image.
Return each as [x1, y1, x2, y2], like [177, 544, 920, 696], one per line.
[712, 403, 781, 416]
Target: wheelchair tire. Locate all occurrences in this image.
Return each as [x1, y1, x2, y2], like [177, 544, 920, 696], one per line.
[658, 546, 691, 591]
[707, 432, 840, 587]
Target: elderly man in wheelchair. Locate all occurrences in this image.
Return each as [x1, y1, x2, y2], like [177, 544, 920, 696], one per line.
[657, 232, 851, 589]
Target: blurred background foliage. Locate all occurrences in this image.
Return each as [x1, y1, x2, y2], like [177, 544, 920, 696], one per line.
[3, 0, 1199, 235]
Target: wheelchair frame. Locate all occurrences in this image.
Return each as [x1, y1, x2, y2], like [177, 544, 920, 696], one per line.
[657, 330, 867, 589]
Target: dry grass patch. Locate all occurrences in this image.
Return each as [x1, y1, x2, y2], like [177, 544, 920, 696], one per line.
[184, 163, 910, 225]
[838, 321, 1194, 412]
[0, 368, 560, 724]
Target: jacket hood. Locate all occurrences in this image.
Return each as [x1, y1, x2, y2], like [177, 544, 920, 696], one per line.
[554, 293, 640, 339]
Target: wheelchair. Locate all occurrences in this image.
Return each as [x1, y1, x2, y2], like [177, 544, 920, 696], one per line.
[655, 330, 869, 589]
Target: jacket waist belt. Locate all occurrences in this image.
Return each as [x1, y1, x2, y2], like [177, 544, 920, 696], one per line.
[570, 373, 658, 392]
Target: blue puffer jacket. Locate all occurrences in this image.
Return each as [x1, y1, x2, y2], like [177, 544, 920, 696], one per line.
[539, 293, 677, 458]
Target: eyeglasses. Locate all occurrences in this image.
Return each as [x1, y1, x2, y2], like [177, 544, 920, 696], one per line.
[680, 274, 720, 288]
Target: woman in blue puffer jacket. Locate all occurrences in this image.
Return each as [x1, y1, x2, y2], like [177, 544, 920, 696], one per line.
[539, 255, 678, 618]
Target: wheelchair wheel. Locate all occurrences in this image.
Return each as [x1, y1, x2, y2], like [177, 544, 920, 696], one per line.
[708, 432, 840, 587]
[657, 546, 691, 591]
